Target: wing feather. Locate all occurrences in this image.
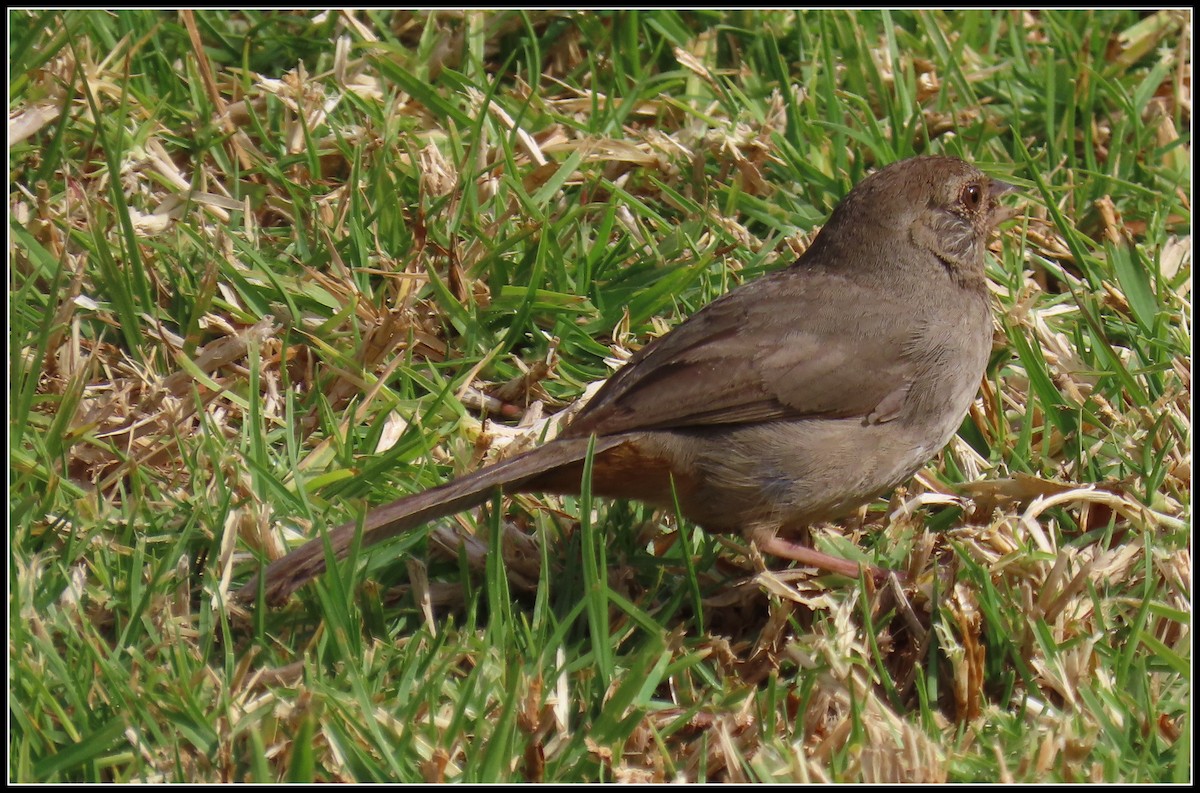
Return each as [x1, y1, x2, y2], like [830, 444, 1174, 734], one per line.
[563, 267, 921, 438]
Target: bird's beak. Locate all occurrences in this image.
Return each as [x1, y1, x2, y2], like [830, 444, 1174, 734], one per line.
[989, 178, 1022, 223]
[989, 178, 1019, 198]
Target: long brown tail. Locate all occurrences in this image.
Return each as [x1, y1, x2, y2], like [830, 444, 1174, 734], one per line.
[235, 436, 625, 605]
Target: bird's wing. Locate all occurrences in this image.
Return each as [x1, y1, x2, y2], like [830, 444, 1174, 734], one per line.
[562, 267, 923, 439]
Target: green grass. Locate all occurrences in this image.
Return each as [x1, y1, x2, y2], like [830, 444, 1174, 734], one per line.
[9, 8, 1191, 783]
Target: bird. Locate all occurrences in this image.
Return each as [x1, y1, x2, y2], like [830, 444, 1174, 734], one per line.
[236, 155, 1019, 606]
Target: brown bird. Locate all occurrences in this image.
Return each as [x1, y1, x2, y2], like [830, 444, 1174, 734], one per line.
[237, 155, 1019, 606]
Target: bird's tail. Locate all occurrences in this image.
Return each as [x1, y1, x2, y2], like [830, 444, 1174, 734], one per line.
[235, 436, 623, 605]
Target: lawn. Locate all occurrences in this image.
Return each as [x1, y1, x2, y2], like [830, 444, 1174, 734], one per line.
[9, 9, 1191, 782]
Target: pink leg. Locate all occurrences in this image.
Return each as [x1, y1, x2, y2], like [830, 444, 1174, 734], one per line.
[757, 534, 891, 584]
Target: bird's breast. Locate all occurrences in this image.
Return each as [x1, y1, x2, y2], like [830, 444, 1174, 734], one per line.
[900, 295, 992, 450]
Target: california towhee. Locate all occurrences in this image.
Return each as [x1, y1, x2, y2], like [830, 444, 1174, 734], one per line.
[238, 155, 1018, 605]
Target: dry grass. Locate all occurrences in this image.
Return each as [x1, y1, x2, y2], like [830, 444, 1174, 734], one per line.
[9, 9, 1191, 783]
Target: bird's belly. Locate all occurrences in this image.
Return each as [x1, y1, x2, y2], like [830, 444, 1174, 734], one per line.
[647, 418, 960, 531]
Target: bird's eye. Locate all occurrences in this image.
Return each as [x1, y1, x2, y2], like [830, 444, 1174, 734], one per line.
[960, 183, 983, 211]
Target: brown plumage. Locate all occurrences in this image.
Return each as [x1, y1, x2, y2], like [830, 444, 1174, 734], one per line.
[237, 155, 1018, 606]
